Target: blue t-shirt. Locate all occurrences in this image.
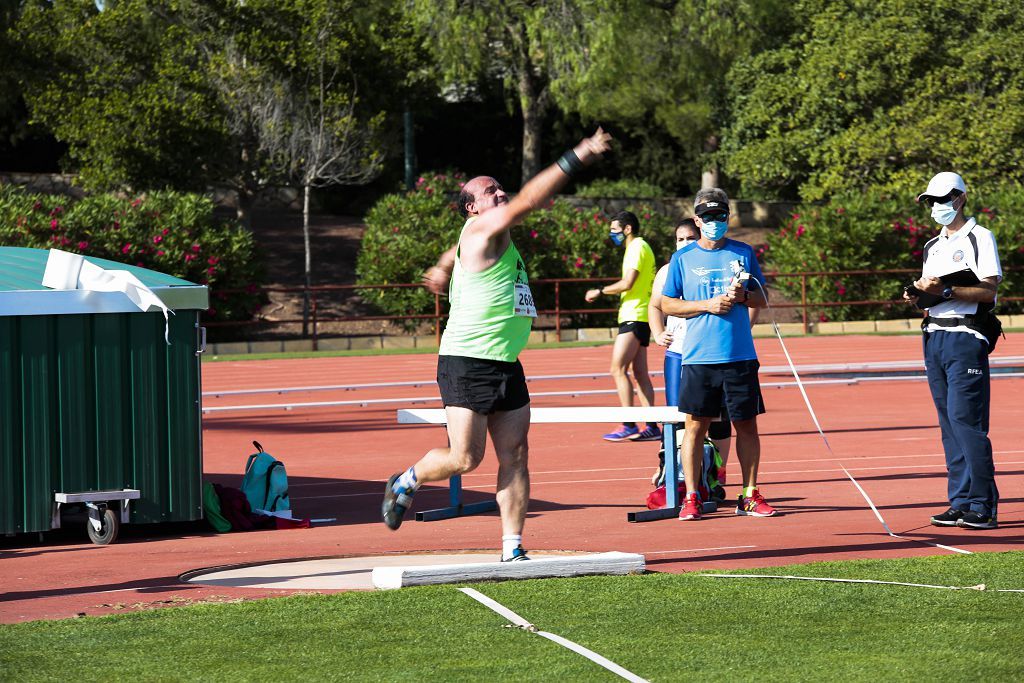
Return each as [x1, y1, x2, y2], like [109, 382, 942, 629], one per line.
[661, 239, 765, 364]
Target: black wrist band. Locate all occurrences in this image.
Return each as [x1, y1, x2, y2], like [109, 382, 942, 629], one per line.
[556, 149, 584, 177]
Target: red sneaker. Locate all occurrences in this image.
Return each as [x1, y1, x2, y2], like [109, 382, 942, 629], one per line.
[679, 492, 702, 521]
[736, 489, 777, 517]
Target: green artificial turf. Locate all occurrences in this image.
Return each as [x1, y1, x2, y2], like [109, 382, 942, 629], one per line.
[2, 552, 1023, 681]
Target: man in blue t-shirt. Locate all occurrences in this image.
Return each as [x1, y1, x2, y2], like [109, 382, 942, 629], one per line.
[661, 188, 777, 521]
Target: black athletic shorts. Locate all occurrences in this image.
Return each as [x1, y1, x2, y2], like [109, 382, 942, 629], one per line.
[618, 321, 651, 347]
[679, 360, 765, 422]
[437, 355, 530, 415]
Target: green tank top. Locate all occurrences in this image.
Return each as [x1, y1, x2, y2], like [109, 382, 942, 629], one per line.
[439, 222, 535, 362]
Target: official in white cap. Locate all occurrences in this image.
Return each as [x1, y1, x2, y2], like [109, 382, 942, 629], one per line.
[904, 171, 1003, 529]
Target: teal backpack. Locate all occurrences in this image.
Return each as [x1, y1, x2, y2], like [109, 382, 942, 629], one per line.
[241, 441, 291, 513]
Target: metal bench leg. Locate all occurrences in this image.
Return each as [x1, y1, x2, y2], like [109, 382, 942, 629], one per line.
[415, 474, 498, 521]
[628, 423, 682, 522]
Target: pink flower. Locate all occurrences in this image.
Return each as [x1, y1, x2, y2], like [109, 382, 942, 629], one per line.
[207, 256, 219, 265]
[792, 213, 800, 220]
[122, 243, 132, 254]
[50, 219, 58, 229]
[153, 235, 162, 244]
[162, 228, 169, 235]
[136, 261, 144, 267]
[207, 267, 216, 275]
[113, 221, 120, 230]
[574, 257, 584, 268]
[530, 230, 538, 239]
[819, 314, 828, 322]
[78, 241, 89, 250]
[392, 226, 400, 233]
[837, 286, 847, 296]
[191, 244, 201, 252]
[796, 225, 806, 237]
[61, 237, 70, 246]
[131, 198, 142, 208]
[184, 254, 195, 262]
[32, 201, 42, 210]
[836, 207, 846, 214]
[157, 250, 165, 257]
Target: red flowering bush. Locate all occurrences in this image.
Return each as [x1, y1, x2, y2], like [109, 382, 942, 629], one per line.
[356, 171, 674, 324]
[0, 186, 265, 322]
[765, 190, 1023, 321]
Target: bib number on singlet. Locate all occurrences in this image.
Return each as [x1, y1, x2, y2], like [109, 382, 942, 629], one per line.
[514, 282, 537, 317]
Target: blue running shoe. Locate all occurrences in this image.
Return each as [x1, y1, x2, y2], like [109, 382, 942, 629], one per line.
[603, 424, 639, 442]
[632, 425, 662, 442]
[502, 545, 530, 562]
[382, 473, 414, 530]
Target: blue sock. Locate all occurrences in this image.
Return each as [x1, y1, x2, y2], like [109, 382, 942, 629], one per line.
[394, 467, 418, 494]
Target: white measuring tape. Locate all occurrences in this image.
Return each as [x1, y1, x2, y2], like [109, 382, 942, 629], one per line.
[749, 278, 971, 555]
[459, 587, 649, 683]
[703, 573, 1024, 593]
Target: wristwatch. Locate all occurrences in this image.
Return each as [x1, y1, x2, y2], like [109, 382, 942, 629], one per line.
[942, 286, 954, 300]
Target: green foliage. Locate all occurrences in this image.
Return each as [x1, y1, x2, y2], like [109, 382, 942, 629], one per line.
[356, 171, 675, 322]
[574, 178, 666, 199]
[765, 190, 1024, 321]
[723, 0, 1024, 200]
[13, 0, 411, 205]
[0, 186, 264, 321]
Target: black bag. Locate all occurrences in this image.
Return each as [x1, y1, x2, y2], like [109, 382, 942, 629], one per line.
[966, 312, 1004, 354]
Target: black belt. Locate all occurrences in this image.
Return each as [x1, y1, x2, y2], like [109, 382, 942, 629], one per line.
[923, 316, 970, 328]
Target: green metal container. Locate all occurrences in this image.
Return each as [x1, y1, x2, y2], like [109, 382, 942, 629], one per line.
[0, 247, 208, 536]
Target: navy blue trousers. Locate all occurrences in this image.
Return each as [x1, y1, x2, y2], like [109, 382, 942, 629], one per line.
[923, 330, 999, 517]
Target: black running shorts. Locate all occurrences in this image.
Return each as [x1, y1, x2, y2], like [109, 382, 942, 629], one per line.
[618, 321, 651, 347]
[437, 355, 530, 415]
[679, 359, 765, 421]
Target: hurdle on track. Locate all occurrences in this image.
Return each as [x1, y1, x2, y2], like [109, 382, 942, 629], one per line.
[397, 406, 709, 523]
[200, 357, 1024, 414]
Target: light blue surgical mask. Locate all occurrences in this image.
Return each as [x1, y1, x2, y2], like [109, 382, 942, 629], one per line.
[609, 231, 625, 246]
[700, 220, 728, 241]
[931, 201, 958, 226]
[676, 238, 693, 251]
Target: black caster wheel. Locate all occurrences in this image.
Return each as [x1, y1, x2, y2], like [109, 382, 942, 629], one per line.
[87, 507, 120, 545]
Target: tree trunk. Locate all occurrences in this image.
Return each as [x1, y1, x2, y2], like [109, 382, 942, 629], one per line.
[518, 69, 545, 185]
[235, 189, 254, 229]
[301, 182, 312, 337]
[701, 134, 720, 190]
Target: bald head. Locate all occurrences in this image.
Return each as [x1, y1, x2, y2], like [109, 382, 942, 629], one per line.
[457, 176, 508, 217]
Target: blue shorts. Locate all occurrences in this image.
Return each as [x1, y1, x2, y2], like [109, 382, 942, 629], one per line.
[679, 360, 764, 422]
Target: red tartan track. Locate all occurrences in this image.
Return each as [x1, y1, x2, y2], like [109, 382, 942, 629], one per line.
[2, 334, 1022, 623]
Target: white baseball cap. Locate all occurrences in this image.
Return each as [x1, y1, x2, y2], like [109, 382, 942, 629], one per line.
[916, 172, 966, 202]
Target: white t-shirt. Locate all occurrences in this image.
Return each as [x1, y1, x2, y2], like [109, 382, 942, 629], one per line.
[921, 218, 1002, 342]
[667, 314, 687, 355]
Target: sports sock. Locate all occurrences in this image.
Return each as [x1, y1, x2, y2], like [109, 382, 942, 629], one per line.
[743, 485, 757, 498]
[394, 466, 418, 494]
[501, 534, 523, 560]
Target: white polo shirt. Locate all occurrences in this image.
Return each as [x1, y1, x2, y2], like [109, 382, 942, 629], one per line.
[921, 218, 1002, 341]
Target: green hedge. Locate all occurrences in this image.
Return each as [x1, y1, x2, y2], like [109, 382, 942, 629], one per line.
[356, 172, 676, 325]
[765, 189, 1024, 322]
[0, 186, 264, 322]
[574, 177, 667, 199]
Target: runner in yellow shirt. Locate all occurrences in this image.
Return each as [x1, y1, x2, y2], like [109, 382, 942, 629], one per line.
[585, 211, 658, 441]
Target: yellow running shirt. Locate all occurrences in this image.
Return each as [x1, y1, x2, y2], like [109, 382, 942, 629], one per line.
[618, 237, 655, 323]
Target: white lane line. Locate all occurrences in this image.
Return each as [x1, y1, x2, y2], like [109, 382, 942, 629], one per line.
[291, 460, 1024, 501]
[288, 450, 1024, 489]
[644, 546, 756, 555]
[459, 587, 649, 683]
